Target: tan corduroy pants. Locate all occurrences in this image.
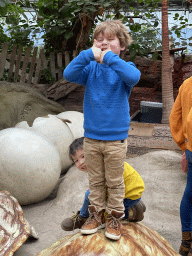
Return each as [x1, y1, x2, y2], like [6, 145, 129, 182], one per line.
[84, 138, 127, 214]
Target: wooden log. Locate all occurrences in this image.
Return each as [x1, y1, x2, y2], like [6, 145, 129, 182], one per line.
[46, 77, 80, 100]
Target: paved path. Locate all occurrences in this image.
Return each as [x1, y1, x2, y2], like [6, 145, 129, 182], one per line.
[127, 123, 181, 158]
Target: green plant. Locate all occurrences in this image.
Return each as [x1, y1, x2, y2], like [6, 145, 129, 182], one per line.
[0, 0, 35, 49]
[39, 69, 55, 84]
[1, 0, 192, 61]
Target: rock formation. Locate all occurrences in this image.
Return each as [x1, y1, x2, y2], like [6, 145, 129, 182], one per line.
[0, 81, 65, 130]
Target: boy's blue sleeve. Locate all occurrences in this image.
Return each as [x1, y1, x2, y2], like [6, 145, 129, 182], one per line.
[63, 48, 95, 86]
[103, 51, 141, 89]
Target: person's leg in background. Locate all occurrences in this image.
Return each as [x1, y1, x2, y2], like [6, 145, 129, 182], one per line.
[80, 189, 90, 218]
[179, 149, 192, 256]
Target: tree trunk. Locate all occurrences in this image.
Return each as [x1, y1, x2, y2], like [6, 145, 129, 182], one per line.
[161, 0, 174, 124]
[62, 8, 104, 59]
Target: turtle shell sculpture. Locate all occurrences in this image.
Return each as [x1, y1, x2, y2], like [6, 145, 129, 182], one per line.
[0, 190, 32, 256]
[37, 221, 179, 256]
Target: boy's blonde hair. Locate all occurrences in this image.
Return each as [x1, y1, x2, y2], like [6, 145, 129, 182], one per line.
[93, 20, 132, 48]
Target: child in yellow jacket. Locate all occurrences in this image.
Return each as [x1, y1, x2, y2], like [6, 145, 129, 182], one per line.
[61, 137, 146, 231]
[169, 76, 192, 256]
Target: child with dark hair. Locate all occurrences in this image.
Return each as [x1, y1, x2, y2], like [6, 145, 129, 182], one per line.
[61, 137, 146, 232]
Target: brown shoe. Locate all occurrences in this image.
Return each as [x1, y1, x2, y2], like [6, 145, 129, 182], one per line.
[105, 210, 124, 240]
[81, 205, 105, 235]
[188, 246, 192, 256]
[61, 211, 87, 231]
[128, 200, 146, 222]
[179, 231, 192, 256]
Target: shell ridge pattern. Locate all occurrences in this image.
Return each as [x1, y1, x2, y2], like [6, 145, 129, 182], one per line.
[0, 191, 30, 256]
[138, 223, 178, 255]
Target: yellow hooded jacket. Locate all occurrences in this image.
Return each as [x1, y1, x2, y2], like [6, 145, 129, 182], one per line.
[169, 76, 192, 151]
[123, 162, 145, 200]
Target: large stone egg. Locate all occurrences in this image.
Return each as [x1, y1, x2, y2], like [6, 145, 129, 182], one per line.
[0, 128, 61, 205]
[15, 120, 30, 130]
[16, 114, 74, 173]
[57, 111, 84, 139]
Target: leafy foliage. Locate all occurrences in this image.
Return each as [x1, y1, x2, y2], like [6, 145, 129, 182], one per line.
[0, 0, 35, 50]
[0, 0, 192, 60]
[39, 69, 55, 84]
[31, 0, 165, 59]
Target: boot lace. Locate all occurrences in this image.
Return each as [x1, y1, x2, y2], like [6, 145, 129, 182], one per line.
[107, 215, 120, 230]
[71, 212, 80, 221]
[85, 211, 102, 225]
[70, 212, 82, 231]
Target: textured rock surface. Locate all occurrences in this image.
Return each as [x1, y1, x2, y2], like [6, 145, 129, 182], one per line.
[128, 150, 185, 252]
[37, 222, 179, 256]
[13, 150, 184, 255]
[0, 81, 65, 130]
[0, 128, 61, 205]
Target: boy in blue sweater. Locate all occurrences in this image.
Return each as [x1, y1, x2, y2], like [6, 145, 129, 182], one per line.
[64, 19, 141, 240]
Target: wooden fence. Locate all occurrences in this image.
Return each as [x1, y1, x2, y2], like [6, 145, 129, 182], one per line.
[0, 42, 72, 84]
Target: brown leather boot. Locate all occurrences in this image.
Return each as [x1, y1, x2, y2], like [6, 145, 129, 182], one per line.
[128, 200, 146, 222]
[61, 211, 87, 231]
[179, 231, 192, 256]
[188, 242, 192, 256]
[81, 205, 105, 235]
[105, 210, 124, 240]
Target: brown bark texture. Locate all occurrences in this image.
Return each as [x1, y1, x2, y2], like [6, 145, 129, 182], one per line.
[161, 0, 174, 124]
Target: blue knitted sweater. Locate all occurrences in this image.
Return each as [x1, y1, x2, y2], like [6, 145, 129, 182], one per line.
[64, 48, 141, 141]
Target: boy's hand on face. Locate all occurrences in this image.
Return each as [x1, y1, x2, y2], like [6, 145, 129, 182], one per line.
[92, 41, 102, 63]
[92, 40, 111, 64]
[100, 43, 111, 64]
